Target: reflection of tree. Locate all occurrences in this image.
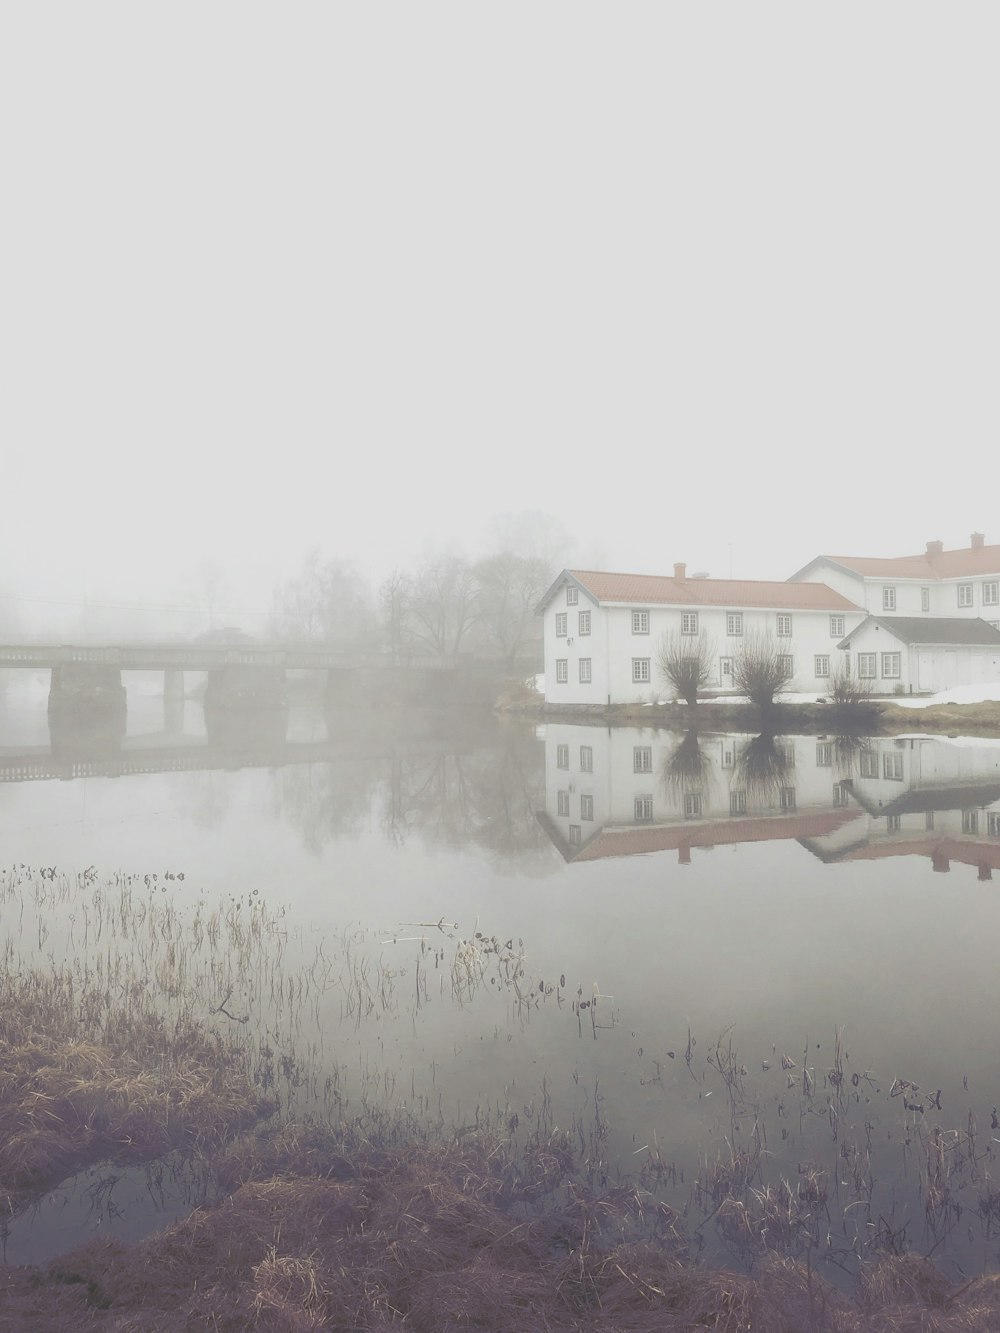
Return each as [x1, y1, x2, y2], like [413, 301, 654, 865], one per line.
[731, 733, 790, 806]
[271, 759, 381, 855]
[832, 733, 873, 779]
[661, 730, 714, 809]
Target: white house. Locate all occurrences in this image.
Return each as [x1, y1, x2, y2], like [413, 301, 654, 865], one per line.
[535, 565, 864, 705]
[789, 533, 1000, 623]
[836, 616, 1000, 695]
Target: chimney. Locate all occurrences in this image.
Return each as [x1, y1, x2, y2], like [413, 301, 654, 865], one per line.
[972, 532, 985, 551]
[674, 562, 687, 582]
[926, 540, 944, 558]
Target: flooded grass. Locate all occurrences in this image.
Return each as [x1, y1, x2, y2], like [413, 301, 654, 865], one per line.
[2, 864, 1000, 1328]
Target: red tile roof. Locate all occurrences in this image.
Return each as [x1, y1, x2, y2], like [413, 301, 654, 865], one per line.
[569, 570, 860, 612]
[812, 545, 1000, 581]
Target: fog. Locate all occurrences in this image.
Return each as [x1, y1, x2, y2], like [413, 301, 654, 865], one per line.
[3, 5, 997, 641]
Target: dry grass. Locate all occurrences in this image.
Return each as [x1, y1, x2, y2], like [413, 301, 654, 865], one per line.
[1, 1129, 999, 1331]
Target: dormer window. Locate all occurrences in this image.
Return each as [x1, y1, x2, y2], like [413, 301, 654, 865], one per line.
[566, 586, 578, 605]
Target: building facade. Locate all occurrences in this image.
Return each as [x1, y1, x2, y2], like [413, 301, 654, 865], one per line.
[536, 566, 864, 705]
[837, 616, 1000, 695]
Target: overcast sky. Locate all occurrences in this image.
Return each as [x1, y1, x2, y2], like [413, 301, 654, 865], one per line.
[2, 4, 997, 633]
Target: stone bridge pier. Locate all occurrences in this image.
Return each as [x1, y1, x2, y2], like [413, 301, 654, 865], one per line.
[164, 668, 185, 733]
[203, 665, 287, 710]
[48, 664, 126, 717]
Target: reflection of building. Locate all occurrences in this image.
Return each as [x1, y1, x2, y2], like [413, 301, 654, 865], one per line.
[802, 736, 1000, 880]
[538, 726, 1000, 880]
[536, 569, 862, 705]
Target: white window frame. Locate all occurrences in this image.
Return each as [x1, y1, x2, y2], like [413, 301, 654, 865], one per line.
[578, 658, 592, 684]
[883, 753, 904, 781]
[568, 824, 581, 846]
[777, 654, 793, 680]
[681, 611, 698, 635]
[557, 790, 570, 817]
[780, 787, 796, 811]
[634, 795, 653, 821]
[776, 614, 792, 637]
[958, 583, 973, 608]
[566, 586, 578, 605]
[579, 745, 593, 773]
[881, 652, 901, 679]
[988, 811, 1000, 838]
[580, 794, 594, 821]
[632, 609, 649, 634]
[683, 793, 702, 818]
[858, 653, 877, 679]
[633, 746, 652, 773]
[883, 587, 896, 611]
[859, 750, 878, 778]
[814, 654, 830, 678]
[984, 582, 999, 607]
[833, 783, 849, 807]
[921, 587, 930, 612]
[555, 658, 568, 684]
[556, 744, 569, 769]
[578, 610, 591, 635]
[730, 790, 747, 815]
[816, 742, 832, 767]
[829, 615, 845, 638]
[555, 612, 567, 637]
[726, 612, 743, 636]
[962, 809, 979, 834]
[632, 657, 650, 683]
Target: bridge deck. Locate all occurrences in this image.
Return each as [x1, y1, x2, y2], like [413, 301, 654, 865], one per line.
[0, 644, 457, 671]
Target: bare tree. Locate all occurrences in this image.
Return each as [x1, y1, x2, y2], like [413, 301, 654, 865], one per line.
[474, 550, 549, 669]
[379, 569, 409, 664]
[270, 551, 377, 646]
[656, 631, 715, 706]
[732, 631, 792, 715]
[403, 554, 481, 658]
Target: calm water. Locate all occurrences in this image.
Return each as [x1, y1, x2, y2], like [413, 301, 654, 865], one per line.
[3, 676, 1000, 1284]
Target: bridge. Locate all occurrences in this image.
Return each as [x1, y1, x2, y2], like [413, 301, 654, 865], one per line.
[0, 642, 458, 715]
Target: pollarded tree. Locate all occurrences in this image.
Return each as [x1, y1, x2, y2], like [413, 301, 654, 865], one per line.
[656, 631, 716, 706]
[732, 630, 792, 716]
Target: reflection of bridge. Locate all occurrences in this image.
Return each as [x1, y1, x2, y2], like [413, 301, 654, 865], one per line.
[0, 642, 458, 715]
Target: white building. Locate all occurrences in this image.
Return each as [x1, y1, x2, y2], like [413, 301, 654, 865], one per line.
[837, 616, 1000, 695]
[535, 566, 863, 706]
[790, 533, 1000, 623]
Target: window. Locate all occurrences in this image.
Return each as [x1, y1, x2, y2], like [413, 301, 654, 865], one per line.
[633, 746, 652, 773]
[962, 809, 980, 834]
[632, 658, 651, 683]
[726, 612, 743, 636]
[579, 658, 592, 684]
[925, 812, 935, 831]
[921, 587, 930, 612]
[730, 791, 747, 815]
[556, 659, 568, 684]
[555, 612, 567, 637]
[958, 584, 973, 608]
[833, 784, 849, 807]
[581, 794, 594, 821]
[985, 582, 1000, 607]
[886, 815, 901, 832]
[634, 795, 653, 821]
[632, 610, 649, 634]
[720, 656, 734, 681]
[568, 825, 581, 846]
[816, 742, 832, 767]
[721, 742, 735, 768]
[566, 586, 578, 605]
[881, 653, 901, 679]
[578, 610, 591, 635]
[988, 812, 1000, 838]
[858, 653, 877, 679]
[814, 655, 831, 678]
[556, 744, 569, 769]
[684, 793, 702, 818]
[780, 787, 796, 811]
[580, 745, 593, 773]
[883, 587, 896, 611]
[557, 790, 570, 817]
[681, 612, 699, 635]
[830, 616, 845, 638]
[777, 654, 794, 679]
[859, 750, 879, 778]
[883, 753, 904, 781]
[776, 614, 792, 637]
